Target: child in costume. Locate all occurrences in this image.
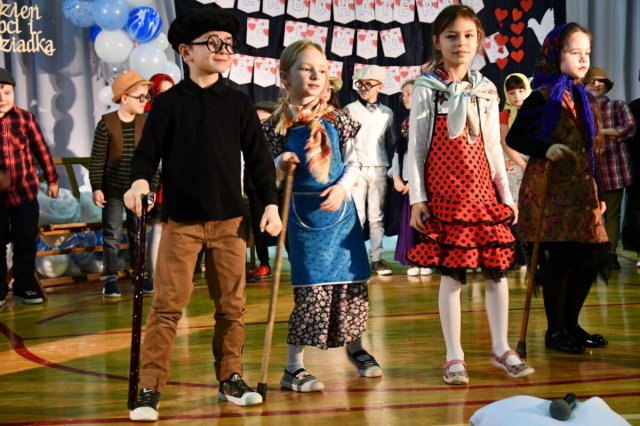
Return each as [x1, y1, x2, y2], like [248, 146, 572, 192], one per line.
[344, 65, 396, 275]
[263, 40, 381, 393]
[507, 23, 610, 354]
[407, 5, 534, 385]
[124, 3, 282, 420]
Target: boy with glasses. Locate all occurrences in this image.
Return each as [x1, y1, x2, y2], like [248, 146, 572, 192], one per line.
[124, 3, 281, 421]
[89, 71, 155, 297]
[345, 65, 396, 275]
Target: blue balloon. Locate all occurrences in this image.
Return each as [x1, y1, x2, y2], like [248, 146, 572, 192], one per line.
[92, 0, 129, 31]
[62, 0, 95, 28]
[90, 25, 102, 43]
[125, 7, 163, 43]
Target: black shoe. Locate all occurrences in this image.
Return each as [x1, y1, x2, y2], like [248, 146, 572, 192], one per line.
[129, 388, 160, 421]
[218, 373, 262, 406]
[346, 348, 382, 377]
[570, 325, 608, 347]
[609, 254, 621, 270]
[13, 289, 44, 305]
[545, 330, 585, 354]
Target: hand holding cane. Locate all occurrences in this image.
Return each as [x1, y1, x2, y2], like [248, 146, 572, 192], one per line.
[257, 164, 296, 400]
[517, 162, 552, 359]
[127, 193, 155, 410]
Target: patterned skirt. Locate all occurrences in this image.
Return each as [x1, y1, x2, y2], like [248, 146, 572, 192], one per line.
[287, 282, 369, 349]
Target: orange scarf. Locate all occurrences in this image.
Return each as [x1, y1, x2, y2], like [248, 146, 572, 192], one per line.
[274, 97, 333, 183]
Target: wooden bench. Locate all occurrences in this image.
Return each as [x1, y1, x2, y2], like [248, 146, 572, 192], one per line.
[36, 157, 129, 290]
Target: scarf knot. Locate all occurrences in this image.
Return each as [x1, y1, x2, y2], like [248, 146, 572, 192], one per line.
[273, 97, 333, 183]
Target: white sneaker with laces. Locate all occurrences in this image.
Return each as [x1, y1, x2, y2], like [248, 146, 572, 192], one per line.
[420, 268, 434, 275]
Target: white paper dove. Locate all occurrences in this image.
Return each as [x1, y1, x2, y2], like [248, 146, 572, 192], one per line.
[528, 8, 555, 45]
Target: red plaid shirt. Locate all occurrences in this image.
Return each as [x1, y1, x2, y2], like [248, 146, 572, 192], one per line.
[0, 106, 58, 207]
[597, 96, 637, 191]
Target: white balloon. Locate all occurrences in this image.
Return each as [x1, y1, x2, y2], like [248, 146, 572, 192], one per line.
[125, 0, 153, 7]
[98, 85, 115, 105]
[94, 30, 134, 65]
[163, 61, 182, 82]
[153, 32, 168, 51]
[129, 43, 167, 79]
[36, 255, 70, 278]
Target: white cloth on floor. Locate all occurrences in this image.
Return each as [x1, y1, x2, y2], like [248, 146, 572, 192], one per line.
[470, 395, 630, 426]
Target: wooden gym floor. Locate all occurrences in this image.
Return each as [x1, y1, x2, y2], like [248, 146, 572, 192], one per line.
[1, 251, 639, 425]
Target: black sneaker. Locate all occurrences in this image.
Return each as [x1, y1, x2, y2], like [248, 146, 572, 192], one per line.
[218, 373, 262, 406]
[13, 289, 44, 305]
[346, 349, 382, 377]
[371, 260, 392, 275]
[103, 279, 121, 298]
[143, 277, 154, 294]
[129, 388, 160, 421]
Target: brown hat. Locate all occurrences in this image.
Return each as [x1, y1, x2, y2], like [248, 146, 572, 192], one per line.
[111, 71, 153, 103]
[584, 67, 614, 93]
[329, 76, 343, 93]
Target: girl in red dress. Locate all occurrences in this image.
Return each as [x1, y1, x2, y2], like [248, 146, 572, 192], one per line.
[406, 5, 534, 385]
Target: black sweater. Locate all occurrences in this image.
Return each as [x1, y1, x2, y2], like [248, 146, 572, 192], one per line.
[131, 77, 278, 222]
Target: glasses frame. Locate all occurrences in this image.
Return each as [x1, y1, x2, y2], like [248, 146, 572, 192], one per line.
[127, 93, 152, 103]
[355, 81, 381, 91]
[188, 35, 238, 54]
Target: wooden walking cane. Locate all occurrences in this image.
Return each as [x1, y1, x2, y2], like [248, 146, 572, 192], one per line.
[257, 164, 296, 400]
[127, 193, 154, 410]
[516, 162, 552, 359]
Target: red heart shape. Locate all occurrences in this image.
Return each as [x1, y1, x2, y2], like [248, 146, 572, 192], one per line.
[496, 34, 508, 46]
[326, 1, 331, 10]
[247, 65, 253, 73]
[233, 58, 238, 65]
[399, 36, 403, 43]
[286, 25, 294, 33]
[510, 36, 523, 49]
[416, 0, 422, 7]
[400, 70, 408, 77]
[484, 40, 492, 49]
[358, 33, 366, 41]
[356, 0, 363, 4]
[263, 29, 269, 36]
[248, 22, 256, 30]
[271, 67, 277, 73]
[494, 8, 508, 22]
[498, 46, 505, 54]
[510, 49, 524, 63]
[304, 0, 310, 6]
[431, 1, 438, 8]
[394, 74, 401, 82]
[255, 60, 262, 69]
[372, 39, 378, 47]
[409, 4, 414, 11]
[496, 57, 509, 70]
[510, 22, 525, 35]
[349, 2, 355, 9]
[512, 8, 523, 21]
[349, 38, 354, 46]
[307, 29, 315, 37]
[520, 0, 533, 12]
[321, 36, 327, 43]
[395, 0, 400, 5]
[377, 0, 383, 5]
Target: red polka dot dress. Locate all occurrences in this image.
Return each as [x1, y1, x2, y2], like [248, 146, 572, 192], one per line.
[407, 112, 516, 276]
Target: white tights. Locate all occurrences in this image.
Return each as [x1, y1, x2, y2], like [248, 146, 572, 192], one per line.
[439, 276, 514, 370]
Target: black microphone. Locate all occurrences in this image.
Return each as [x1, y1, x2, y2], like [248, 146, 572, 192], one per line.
[549, 393, 578, 421]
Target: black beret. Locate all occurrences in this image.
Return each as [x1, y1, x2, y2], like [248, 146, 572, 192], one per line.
[168, 2, 240, 52]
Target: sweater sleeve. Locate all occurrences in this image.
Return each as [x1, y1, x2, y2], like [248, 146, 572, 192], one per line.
[505, 91, 551, 159]
[407, 85, 432, 204]
[89, 119, 108, 191]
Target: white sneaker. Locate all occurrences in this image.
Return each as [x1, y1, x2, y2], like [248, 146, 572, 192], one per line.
[406, 266, 420, 276]
[218, 373, 263, 406]
[636, 260, 640, 267]
[420, 268, 434, 275]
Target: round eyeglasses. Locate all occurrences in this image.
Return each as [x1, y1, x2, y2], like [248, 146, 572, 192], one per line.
[188, 35, 238, 54]
[355, 81, 381, 91]
[128, 93, 152, 103]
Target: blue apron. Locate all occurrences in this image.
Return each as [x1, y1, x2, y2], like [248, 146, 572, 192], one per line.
[285, 120, 370, 286]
